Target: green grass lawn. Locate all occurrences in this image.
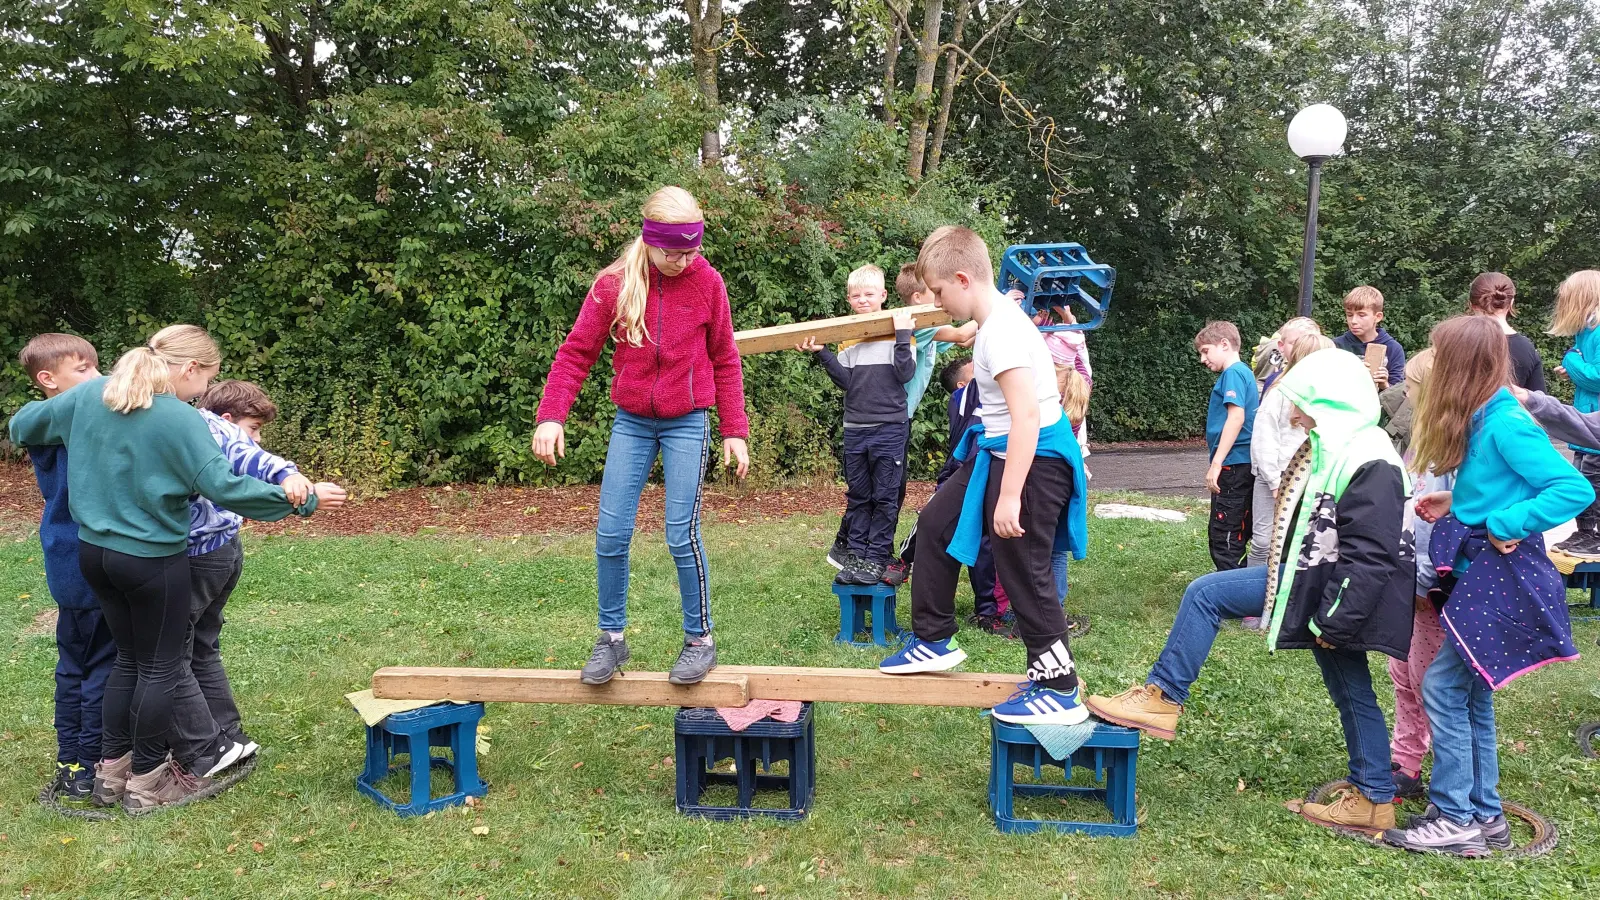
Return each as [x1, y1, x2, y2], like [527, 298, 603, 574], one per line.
[2, 497, 1599, 898]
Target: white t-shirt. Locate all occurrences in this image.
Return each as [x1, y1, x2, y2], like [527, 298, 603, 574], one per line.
[973, 289, 1064, 446]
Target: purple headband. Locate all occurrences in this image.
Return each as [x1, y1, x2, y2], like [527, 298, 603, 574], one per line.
[641, 218, 703, 250]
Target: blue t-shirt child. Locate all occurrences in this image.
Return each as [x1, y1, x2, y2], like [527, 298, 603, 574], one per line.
[1206, 361, 1259, 467]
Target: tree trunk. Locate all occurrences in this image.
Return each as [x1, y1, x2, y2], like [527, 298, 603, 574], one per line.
[685, 0, 724, 166]
[905, 0, 945, 180]
[926, 0, 970, 174]
[881, 15, 903, 126]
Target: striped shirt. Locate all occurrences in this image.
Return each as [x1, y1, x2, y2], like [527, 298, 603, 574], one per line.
[187, 409, 299, 556]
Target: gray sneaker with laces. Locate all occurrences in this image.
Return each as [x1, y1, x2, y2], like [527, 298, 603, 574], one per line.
[580, 633, 630, 685]
[1478, 814, 1512, 850]
[1383, 808, 1489, 857]
[668, 636, 717, 685]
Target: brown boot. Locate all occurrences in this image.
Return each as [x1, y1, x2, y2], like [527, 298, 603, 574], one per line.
[92, 752, 133, 808]
[1085, 684, 1181, 740]
[122, 760, 213, 814]
[1299, 789, 1396, 836]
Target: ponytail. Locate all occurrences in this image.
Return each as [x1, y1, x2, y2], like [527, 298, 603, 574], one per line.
[600, 186, 704, 348]
[101, 324, 221, 414]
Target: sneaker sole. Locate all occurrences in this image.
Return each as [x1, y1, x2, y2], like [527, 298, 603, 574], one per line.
[668, 664, 716, 686]
[1084, 700, 1177, 740]
[1381, 835, 1490, 857]
[580, 670, 618, 685]
[827, 552, 847, 571]
[879, 648, 967, 674]
[992, 704, 1090, 726]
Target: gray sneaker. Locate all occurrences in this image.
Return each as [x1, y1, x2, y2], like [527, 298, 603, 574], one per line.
[1383, 808, 1489, 857]
[92, 752, 132, 808]
[668, 636, 717, 685]
[1478, 814, 1513, 850]
[580, 633, 630, 685]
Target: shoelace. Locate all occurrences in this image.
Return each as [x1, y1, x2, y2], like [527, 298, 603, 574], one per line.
[171, 763, 201, 793]
[1002, 681, 1041, 705]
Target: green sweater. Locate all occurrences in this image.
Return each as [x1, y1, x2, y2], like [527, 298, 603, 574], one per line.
[7, 377, 315, 557]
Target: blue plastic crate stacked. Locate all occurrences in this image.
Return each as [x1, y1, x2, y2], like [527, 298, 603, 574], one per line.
[996, 243, 1115, 333]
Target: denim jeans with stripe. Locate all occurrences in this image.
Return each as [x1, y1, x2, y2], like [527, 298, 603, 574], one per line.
[595, 410, 713, 636]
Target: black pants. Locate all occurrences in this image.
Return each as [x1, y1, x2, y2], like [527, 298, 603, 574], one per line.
[911, 455, 1078, 690]
[173, 538, 247, 761]
[54, 607, 116, 766]
[79, 545, 208, 774]
[842, 422, 910, 563]
[838, 426, 915, 556]
[1575, 454, 1600, 533]
[1209, 463, 1254, 572]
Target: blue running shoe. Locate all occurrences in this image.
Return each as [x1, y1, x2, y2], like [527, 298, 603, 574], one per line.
[879, 635, 967, 674]
[991, 681, 1090, 726]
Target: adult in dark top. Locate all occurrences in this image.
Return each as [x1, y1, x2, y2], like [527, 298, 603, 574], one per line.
[1468, 272, 1546, 391]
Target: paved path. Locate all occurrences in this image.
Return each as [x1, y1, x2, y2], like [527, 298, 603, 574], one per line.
[1089, 447, 1211, 497]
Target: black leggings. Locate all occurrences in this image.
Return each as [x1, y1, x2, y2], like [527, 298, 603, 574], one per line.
[80, 544, 206, 774]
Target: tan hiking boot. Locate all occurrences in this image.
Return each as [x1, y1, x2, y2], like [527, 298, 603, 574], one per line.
[1085, 684, 1181, 740]
[1299, 789, 1395, 835]
[122, 760, 213, 814]
[92, 752, 133, 808]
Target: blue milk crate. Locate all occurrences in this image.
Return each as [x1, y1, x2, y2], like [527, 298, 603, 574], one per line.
[357, 702, 487, 817]
[988, 718, 1139, 837]
[997, 243, 1116, 332]
[1566, 562, 1600, 621]
[674, 704, 816, 821]
[833, 582, 903, 646]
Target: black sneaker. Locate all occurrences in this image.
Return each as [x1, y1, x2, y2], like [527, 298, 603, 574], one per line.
[229, 730, 261, 762]
[1391, 763, 1426, 801]
[826, 538, 850, 570]
[834, 554, 863, 585]
[668, 636, 717, 685]
[1478, 814, 1513, 850]
[1383, 807, 1488, 857]
[972, 614, 1008, 635]
[51, 762, 93, 800]
[882, 559, 911, 586]
[1554, 530, 1600, 556]
[581, 632, 630, 685]
[847, 559, 887, 586]
[189, 734, 246, 778]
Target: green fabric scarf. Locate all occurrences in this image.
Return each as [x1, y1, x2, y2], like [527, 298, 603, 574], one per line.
[1265, 348, 1406, 650]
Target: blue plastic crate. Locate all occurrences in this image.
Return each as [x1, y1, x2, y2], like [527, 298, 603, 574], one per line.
[988, 718, 1139, 837]
[675, 704, 815, 821]
[357, 702, 487, 817]
[997, 243, 1115, 332]
[833, 582, 903, 647]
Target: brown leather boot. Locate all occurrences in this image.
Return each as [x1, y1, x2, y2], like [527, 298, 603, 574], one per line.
[1299, 789, 1396, 835]
[1086, 684, 1181, 740]
[92, 752, 132, 808]
[122, 760, 213, 814]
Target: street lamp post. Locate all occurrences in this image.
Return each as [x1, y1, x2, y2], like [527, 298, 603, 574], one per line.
[1287, 104, 1348, 318]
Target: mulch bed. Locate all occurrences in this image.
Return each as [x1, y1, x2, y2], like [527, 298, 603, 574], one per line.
[0, 461, 936, 538]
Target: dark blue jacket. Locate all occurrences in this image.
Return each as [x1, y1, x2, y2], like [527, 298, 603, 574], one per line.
[936, 383, 982, 486]
[30, 446, 98, 610]
[1334, 328, 1406, 385]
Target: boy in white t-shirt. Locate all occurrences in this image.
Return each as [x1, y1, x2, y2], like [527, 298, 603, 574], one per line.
[878, 226, 1091, 726]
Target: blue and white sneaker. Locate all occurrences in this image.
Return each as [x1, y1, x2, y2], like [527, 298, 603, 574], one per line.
[991, 681, 1090, 726]
[879, 635, 967, 674]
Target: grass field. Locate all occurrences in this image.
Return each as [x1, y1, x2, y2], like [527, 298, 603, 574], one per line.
[2, 496, 1598, 899]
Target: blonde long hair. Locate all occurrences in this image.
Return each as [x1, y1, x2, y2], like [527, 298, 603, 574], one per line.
[1549, 270, 1600, 337]
[1410, 316, 1509, 475]
[599, 187, 705, 347]
[102, 324, 220, 414]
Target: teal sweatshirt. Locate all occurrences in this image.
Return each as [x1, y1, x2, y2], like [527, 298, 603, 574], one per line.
[1560, 324, 1600, 453]
[7, 377, 316, 557]
[1452, 388, 1593, 541]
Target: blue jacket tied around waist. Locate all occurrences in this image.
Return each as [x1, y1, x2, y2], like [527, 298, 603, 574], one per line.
[947, 417, 1088, 566]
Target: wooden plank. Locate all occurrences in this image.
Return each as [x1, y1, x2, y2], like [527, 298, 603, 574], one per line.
[372, 665, 1018, 708]
[734, 304, 953, 357]
[371, 667, 750, 707]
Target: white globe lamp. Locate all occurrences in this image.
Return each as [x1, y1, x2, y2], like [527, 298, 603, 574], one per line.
[1288, 104, 1347, 316]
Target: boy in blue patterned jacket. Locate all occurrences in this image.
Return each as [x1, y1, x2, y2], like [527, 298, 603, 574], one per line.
[176, 380, 320, 767]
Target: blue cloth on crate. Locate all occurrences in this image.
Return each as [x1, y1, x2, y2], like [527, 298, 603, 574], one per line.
[947, 417, 1088, 566]
[1428, 515, 1579, 690]
[1023, 720, 1100, 761]
[29, 447, 98, 610]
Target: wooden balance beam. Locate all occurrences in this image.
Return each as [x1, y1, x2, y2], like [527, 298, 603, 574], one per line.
[733, 304, 953, 357]
[371, 665, 1019, 709]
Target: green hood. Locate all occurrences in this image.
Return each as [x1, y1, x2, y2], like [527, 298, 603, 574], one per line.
[1264, 348, 1405, 649]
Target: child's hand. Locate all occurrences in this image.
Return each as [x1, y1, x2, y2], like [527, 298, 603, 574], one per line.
[1314, 635, 1337, 650]
[281, 473, 313, 506]
[532, 422, 566, 465]
[723, 437, 750, 480]
[891, 311, 914, 331]
[1414, 595, 1433, 616]
[1488, 531, 1521, 555]
[1005, 289, 1025, 304]
[795, 337, 823, 353]
[1055, 305, 1077, 325]
[313, 482, 348, 510]
[1206, 463, 1222, 494]
[1414, 490, 1452, 523]
[1557, 365, 1568, 379]
[1510, 384, 1530, 403]
[992, 494, 1026, 539]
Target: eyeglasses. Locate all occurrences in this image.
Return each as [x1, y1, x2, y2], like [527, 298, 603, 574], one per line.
[657, 248, 699, 263]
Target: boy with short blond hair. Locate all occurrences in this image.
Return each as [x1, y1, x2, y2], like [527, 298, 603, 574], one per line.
[877, 226, 1091, 726]
[1196, 321, 1259, 571]
[1334, 285, 1406, 387]
[18, 333, 114, 800]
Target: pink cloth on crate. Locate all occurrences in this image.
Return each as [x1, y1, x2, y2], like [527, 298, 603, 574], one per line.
[1387, 601, 1447, 776]
[715, 700, 804, 732]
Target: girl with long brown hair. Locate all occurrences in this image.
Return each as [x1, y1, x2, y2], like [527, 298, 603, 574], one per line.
[1391, 315, 1592, 856]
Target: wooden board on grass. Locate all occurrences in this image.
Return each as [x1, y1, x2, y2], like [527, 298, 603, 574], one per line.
[733, 304, 952, 356]
[372, 664, 1017, 708]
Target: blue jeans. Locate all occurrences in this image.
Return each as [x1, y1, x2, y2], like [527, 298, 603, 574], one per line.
[1147, 566, 1267, 703]
[595, 410, 712, 636]
[1312, 646, 1396, 803]
[1422, 638, 1503, 823]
